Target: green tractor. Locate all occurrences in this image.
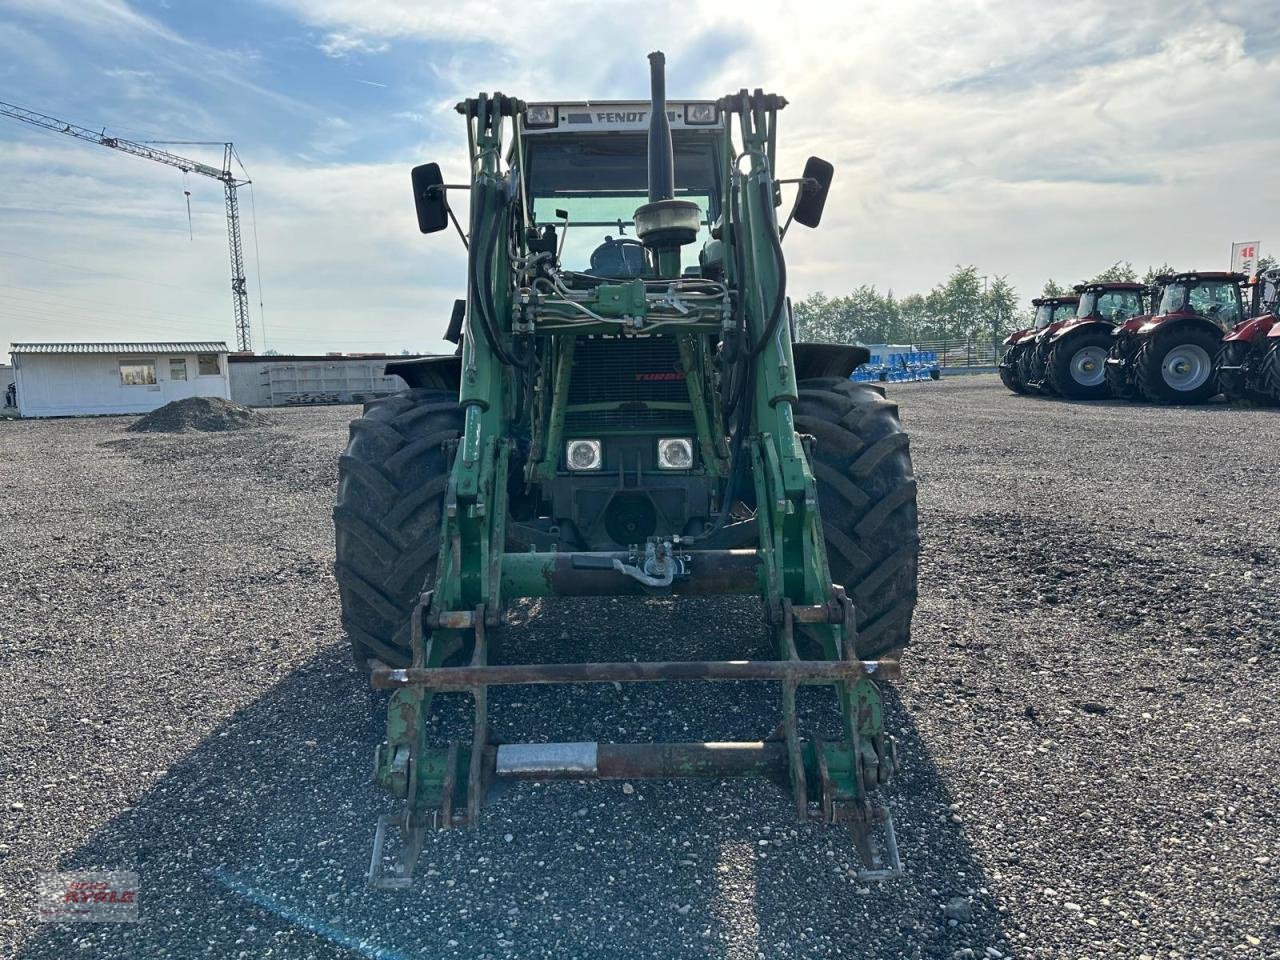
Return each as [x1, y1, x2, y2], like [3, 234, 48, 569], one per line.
[334, 53, 920, 887]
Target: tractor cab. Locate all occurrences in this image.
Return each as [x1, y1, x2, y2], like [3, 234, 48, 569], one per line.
[521, 123, 723, 279]
[1151, 272, 1246, 330]
[1032, 295, 1080, 341]
[1075, 282, 1146, 324]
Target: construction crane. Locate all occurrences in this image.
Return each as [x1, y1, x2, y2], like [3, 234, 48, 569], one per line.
[0, 99, 255, 352]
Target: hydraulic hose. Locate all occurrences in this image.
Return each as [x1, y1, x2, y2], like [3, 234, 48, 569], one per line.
[470, 183, 530, 370]
[744, 177, 787, 363]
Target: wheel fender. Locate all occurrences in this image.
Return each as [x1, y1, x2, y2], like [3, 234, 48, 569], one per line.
[1136, 316, 1222, 341]
[385, 354, 463, 392]
[1268, 320, 1280, 340]
[1222, 315, 1274, 343]
[791, 342, 871, 380]
[1049, 320, 1108, 345]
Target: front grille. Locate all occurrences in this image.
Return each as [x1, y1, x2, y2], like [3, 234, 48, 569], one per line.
[565, 336, 695, 433]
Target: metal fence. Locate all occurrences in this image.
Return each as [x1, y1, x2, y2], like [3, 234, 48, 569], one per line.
[909, 335, 1005, 368]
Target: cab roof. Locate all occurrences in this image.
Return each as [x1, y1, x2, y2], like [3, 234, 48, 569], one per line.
[520, 100, 721, 136]
[1156, 271, 1248, 283]
[1031, 295, 1080, 306]
[1072, 281, 1146, 293]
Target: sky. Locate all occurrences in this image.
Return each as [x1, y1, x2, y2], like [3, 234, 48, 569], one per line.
[0, 0, 1277, 355]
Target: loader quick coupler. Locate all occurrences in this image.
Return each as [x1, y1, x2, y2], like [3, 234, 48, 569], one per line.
[367, 582, 904, 889]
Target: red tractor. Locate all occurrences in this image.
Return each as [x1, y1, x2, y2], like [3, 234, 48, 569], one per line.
[1104, 271, 1245, 404]
[998, 294, 1078, 394]
[1040, 281, 1148, 399]
[1216, 268, 1280, 403]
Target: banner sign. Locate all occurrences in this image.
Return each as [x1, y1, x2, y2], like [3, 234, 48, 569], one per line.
[1231, 241, 1260, 276]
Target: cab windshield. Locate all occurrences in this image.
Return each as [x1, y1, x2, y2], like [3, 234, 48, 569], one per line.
[1159, 280, 1241, 326]
[1033, 304, 1054, 329]
[524, 132, 720, 276]
[1079, 289, 1144, 322]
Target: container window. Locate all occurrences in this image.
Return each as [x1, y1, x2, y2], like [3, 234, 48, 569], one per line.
[119, 360, 156, 385]
[169, 358, 188, 381]
[197, 354, 220, 376]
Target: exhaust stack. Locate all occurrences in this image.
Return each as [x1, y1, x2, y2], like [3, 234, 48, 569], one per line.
[634, 51, 700, 270]
[646, 51, 675, 204]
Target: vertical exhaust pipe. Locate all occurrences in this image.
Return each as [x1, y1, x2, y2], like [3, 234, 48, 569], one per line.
[647, 51, 674, 203]
[635, 51, 699, 271]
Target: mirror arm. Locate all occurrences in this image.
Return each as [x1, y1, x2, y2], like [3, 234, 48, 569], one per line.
[429, 184, 471, 250]
[779, 207, 796, 241]
[778, 178, 817, 241]
[447, 203, 469, 250]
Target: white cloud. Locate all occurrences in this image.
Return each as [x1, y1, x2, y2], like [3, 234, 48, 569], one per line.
[317, 31, 390, 58]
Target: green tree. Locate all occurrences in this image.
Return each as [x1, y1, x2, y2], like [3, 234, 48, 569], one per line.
[1041, 279, 1067, 297]
[1089, 260, 1138, 283]
[796, 266, 1020, 344]
[1142, 263, 1177, 285]
[984, 275, 1019, 337]
[922, 266, 986, 340]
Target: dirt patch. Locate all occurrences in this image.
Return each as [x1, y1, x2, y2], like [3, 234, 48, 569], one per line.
[126, 397, 268, 434]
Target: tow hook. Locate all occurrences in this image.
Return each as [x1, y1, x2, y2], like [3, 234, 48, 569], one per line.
[612, 538, 690, 588]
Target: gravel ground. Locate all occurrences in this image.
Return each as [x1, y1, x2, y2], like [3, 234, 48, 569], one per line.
[1, 376, 1277, 959]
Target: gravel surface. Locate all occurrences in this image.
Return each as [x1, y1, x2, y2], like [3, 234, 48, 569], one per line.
[1, 376, 1277, 959]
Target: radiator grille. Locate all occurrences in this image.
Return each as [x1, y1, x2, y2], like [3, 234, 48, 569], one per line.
[565, 336, 695, 433]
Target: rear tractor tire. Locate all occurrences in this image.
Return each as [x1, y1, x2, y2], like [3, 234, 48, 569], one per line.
[1135, 327, 1221, 405]
[1046, 330, 1113, 400]
[794, 378, 920, 659]
[333, 388, 463, 669]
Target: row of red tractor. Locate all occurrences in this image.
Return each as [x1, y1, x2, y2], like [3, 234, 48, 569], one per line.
[999, 269, 1280, 404]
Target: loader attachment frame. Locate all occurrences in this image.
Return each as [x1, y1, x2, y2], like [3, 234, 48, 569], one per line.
[365, 64, 904, 888]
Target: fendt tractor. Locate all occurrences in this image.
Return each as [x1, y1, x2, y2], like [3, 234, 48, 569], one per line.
[1215, 268, 1280, 403]
[1105, 271, 1246, 404]
[333, 53, 920, 888]
[1037, 282, 1148, 399]
[997, 294, 1078, 394]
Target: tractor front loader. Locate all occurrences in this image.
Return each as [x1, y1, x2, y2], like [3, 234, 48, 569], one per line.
[333, 53, 920, 889]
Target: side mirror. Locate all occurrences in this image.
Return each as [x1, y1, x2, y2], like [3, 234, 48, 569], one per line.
[790, 156, 834, 229]
[411, 162, 449, 234]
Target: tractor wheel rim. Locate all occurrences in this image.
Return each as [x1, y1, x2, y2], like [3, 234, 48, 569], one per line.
[1162, 344, 1212, 391]
[1070, 346, 1107, 386]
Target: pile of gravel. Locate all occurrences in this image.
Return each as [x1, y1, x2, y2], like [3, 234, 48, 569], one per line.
[126, 396, 267, 433]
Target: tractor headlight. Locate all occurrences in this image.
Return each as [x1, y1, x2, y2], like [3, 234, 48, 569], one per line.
[684, 103, 718, 125]
[525, 104, 558, 128]
[566, 439, 602, 471]
[657, 437, 693, 470]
